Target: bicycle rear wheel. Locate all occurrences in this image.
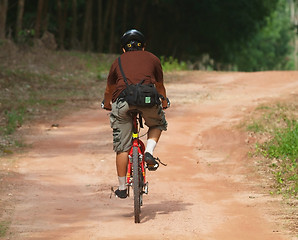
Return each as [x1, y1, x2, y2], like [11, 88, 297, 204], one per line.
[132, 146, 141, 223]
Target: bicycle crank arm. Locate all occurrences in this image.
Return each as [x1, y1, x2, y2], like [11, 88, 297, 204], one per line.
[143, 182, 149, 194]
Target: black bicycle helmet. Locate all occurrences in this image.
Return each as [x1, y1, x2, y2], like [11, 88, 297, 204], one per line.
[120, 29, 145, 51]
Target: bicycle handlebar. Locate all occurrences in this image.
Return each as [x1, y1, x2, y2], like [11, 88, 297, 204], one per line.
[163, 98, 171, 109]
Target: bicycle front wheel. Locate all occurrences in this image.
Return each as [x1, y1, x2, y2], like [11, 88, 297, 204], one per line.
[132, 146, 141, 223]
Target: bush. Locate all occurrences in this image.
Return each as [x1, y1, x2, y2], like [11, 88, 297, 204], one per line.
[160, 56, 188, 72]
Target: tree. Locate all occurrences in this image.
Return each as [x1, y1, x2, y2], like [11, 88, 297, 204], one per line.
[234, 0, 294, 71]
[0, 0, 8, 39]
[96, 0, 103, 51]
[2, 0, 286, 68]
[108, 0, 117, 52]
[16, 0, 25, 41]
[97, 0, 113, 52]
[289, 0, 298, 69]
[41, 0, 49, 33]
[122, 0, 128, 33]
[35, 0, 44, 38]
[57, 0, 69, 49]
[82, 0, 92, 51]
[70, 0, 78, 49]
[135, 0, 148, 29]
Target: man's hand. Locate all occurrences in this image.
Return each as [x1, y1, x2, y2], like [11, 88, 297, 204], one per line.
[162, 98, 171, 109]
[101, 100, 112, 111]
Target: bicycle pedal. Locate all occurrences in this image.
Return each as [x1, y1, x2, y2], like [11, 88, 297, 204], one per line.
[143, 182, 149, 194]
[110, 186, 115, 199]
[147, 163, 159, 171]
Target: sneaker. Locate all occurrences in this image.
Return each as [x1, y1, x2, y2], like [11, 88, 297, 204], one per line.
[144, 152, 159, 171]
[115, 189, 127, 199]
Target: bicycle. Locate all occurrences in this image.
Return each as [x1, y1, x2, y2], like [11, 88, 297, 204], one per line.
[126, 110, 147, 223]
[125, 110, 166, 223]
[103, 101, 169, 223]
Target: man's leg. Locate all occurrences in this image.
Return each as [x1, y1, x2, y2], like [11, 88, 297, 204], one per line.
[141, 105, 167, 170]
[145, 127, 162, 155]
[144, 127, 162, 170]
[115, 151, 129, 198]
[110, 101, 131, 198]
[147, 127, 162, 142]
[116, 151, 129, 178]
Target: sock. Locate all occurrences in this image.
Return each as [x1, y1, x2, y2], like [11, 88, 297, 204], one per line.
[118, 176, 126, 190]
[145, 139, 157, 155]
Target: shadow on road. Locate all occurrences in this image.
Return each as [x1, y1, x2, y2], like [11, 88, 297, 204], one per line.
[123, 200, 193, 223]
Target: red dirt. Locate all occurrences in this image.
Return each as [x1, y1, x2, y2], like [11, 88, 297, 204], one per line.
[5, 71, 298, 239]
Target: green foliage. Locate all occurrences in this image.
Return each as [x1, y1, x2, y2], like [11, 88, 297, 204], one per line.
[160, 56, 188, 72]
[248, 102, 298, 197]
[0, 221, 9, 237]
[234, 0, 295, 71]
[3, 109, 24, 135]
[66, 52, 111, 79]
[246, 121, 265, 133]
[17, 29, 35, 45]
[260, 120, 298, 161]
[4, 0, 279, 65]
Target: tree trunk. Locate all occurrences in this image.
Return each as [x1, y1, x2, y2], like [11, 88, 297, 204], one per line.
[98, 0, 112, 52]
[16, 0, 25, 41]
[97, 0, 103, 52]
[102, 0, 112, 51]
[135, 0, 148, 29]
[57, 0, 63, 48]
[109, 0, 117, 52]
[41, 0, 49, 33]
[82, 0, 93, 51]
[35, 0, 44, 38]
[57, 0, 68, 49]
[0, 0, 8, 39]
[290, 0, 298, 69]
[70, 0, 78, 49]
[296, 0, 298, 70]
[122, 0, 128, 33]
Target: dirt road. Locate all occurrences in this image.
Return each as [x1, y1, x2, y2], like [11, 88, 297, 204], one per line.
[6, 71, 298, 239]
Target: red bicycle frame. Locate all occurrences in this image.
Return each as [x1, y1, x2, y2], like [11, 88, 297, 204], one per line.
[126, 112, 146, 187]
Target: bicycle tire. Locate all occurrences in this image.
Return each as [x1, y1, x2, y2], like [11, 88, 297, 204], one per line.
[132, 146, 141, 223]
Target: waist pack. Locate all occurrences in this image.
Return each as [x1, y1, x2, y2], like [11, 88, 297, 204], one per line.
[118, 57, 161, 107]
[121, 80, 161, 107]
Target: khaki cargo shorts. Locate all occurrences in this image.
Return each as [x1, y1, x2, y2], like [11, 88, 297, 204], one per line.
[110, 99, 167, 153]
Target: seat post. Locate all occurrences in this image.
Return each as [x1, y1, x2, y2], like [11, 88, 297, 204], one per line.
[132, 112, 138, 134]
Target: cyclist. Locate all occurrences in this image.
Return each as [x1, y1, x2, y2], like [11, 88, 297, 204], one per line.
[102, 29, 169, 199]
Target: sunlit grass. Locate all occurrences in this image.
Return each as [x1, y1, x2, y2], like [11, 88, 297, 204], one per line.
[160, 56, 188, 72]
[246, 101, 297, 198]
[0, 221, 9, 237]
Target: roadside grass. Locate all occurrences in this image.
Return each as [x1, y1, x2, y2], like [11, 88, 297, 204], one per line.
[0, 49, 114, 156]
[0, 221, 9, 237]
[245, 100, 297, 198]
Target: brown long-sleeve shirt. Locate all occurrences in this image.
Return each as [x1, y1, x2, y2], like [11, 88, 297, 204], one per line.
[104, 50, 167, 109]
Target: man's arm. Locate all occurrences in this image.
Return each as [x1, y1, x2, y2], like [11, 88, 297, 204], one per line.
[102, 61, 117, 110]
[154, 57, 168, 109]
[103, 84, 115, 110]
[155, 81, 168, 109]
